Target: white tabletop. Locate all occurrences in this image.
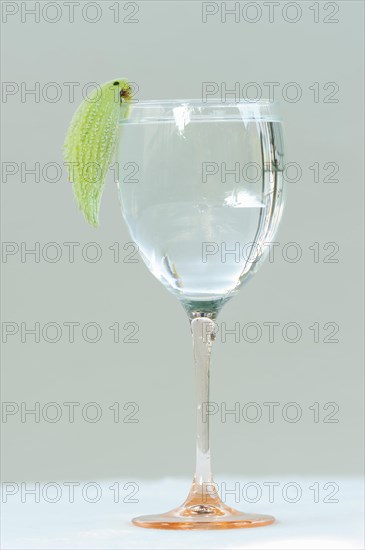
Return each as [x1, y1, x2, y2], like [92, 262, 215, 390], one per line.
[2, 477, 363, 549]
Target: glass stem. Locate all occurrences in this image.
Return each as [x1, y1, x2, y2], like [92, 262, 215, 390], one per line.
[190, 314, 216, 486]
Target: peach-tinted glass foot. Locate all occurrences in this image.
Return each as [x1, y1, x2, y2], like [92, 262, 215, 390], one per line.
[132, 481, 275, 530]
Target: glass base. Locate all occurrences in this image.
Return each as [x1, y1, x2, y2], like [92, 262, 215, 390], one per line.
[132, 481, 275, 530]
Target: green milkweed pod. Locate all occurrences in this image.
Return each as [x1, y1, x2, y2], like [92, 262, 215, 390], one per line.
[64, 79, 132, 226]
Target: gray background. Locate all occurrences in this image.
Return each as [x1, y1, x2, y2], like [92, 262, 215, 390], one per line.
[1, 0, 364, 483]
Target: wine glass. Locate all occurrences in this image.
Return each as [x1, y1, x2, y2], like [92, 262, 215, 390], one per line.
[116, 99, 284, 529]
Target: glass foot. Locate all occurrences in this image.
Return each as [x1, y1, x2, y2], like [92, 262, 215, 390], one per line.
[132, 481, 275, 530]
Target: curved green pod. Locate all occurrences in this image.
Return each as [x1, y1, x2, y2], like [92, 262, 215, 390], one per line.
[64, 79, 131, 226]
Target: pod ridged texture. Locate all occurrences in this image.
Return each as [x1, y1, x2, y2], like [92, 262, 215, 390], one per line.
[64, 79, 130, 226]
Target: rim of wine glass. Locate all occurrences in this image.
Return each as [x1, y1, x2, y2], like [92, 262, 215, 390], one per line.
[127, 98, 277, 105]
[120, 99, 281, 123]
